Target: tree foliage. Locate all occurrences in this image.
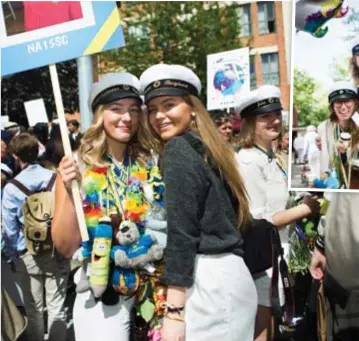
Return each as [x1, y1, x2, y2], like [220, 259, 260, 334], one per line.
[1, 60, 78, 127]
[101, 1, 246, 103]
[294, 68, 328, 127]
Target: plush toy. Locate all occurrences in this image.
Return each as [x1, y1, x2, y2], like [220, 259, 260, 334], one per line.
[73, 217, 113, 298]
[111, 220, 163, 295]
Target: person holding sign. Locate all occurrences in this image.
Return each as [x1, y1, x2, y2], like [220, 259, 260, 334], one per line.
[316, 82, 359, 189]
[235, 85, 320, 341]
[52, 73, 161, 341]
[141, 64, 257, 341]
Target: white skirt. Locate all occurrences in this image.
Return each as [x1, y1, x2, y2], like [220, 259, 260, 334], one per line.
[72, 268, 135, 341]
[185, 254, 257, 341]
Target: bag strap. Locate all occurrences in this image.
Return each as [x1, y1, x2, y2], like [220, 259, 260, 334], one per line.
[270, 228, 295, 327]
[8, 172, 56, 197]
[8, 179, 32, 196]
[45, 173, 57, 191]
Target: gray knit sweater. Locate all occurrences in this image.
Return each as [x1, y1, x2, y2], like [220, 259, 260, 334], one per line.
[161, 132, 244, 287]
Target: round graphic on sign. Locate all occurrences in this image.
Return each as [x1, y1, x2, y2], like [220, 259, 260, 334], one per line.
[213, 62, 245, 96]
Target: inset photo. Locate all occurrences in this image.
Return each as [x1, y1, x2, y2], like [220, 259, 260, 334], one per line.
[291, 0, 359, 191]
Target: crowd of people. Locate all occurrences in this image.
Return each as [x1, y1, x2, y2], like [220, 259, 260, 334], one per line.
[1, 60, 358, 341]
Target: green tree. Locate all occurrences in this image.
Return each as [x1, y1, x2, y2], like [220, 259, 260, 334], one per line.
[100, 1, 246, 102]
[330, 56, 352, 82]
[294, 68, 328, 127]
[1, 60, 78, 127]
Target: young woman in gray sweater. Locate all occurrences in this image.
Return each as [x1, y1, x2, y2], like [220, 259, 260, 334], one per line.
[140, 64, 257, 341]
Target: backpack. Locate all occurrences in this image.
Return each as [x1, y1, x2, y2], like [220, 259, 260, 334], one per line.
[9, 173, 57, 255]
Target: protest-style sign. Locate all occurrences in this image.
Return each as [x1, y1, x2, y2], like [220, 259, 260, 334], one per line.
[0, 115, 9, 129]
[207, 47, 250, 111]
[24, 99, 48, 127]
[1, 1, 125, 76]
[0, 1, 126, 242]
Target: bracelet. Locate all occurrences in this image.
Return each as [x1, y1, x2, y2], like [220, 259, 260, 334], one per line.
[164, 313, 185, 322]
[160, 302, 184, 316]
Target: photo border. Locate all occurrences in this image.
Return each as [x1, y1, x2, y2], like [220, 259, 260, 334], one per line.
[0, 2, 95, 47]
[288, 0, 359, 194]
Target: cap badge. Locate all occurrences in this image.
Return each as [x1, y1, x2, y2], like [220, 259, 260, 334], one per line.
[123, 85, 130, 90]
[153, 81, 161, 88]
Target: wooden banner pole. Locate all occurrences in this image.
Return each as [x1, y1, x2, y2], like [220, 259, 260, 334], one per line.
[49, 64, 89, 242]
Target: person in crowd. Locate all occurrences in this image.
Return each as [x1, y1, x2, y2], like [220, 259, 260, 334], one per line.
[210, 109, 234, 142]
[311, 193, 359, 340]
[303, 125, 321, 183]
[2, 133, 69, 341]
[235, 85, 320, 341]
[316, 82, 359, 189]
[274, 128, 290, 170]
[141, 64, 257, 341]
[68, 119, 83, 150]
[4, 122, 20, 138]
[1, 130, 16, 175]
[42, 123, 75, 171]
[293, 132, 305, 164]
[33, 122, 49, 158]
[51, 73, 159, 341]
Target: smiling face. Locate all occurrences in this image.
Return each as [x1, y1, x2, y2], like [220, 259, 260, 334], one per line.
[147, 96, 193, 141]
[103, 98, 140, 143]
[332, 98, 356, 122]
[255, 110, 282, 143]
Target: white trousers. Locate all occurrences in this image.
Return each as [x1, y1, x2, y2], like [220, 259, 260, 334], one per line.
[185, 254, 257, 341]
[73, 269, 135, 341]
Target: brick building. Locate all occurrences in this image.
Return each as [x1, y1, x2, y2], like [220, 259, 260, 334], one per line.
[237, 1, 292, 111]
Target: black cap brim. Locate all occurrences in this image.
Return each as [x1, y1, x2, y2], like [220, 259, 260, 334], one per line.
[241, 102, 283, 118]
[329, 93, 357, 103]
[92, 91, 142, 112]
[144, 88, 191, 104]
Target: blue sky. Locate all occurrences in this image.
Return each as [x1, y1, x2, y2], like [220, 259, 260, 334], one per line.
[294, 0, 359, 94]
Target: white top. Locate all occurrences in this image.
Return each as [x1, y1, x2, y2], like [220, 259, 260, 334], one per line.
[235, 148, 289, 236]
[303, 130, 319, 157]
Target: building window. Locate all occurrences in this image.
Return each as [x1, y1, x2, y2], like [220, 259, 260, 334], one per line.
[237, 4, 251, 37]
[261, 53, 279, 85]
[250, 56, 257, 89]
[257, 2, 275, 35]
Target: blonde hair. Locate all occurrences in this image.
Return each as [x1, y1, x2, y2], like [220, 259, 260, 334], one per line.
[79, 104, 155, 167]
[185, 95, 251, 230]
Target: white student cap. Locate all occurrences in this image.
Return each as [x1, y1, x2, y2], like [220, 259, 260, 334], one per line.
[235, 85, 282, 118]
[89, 72, 142, 112]
[140, 64, 201, 103]
[328, 81, 357, 103]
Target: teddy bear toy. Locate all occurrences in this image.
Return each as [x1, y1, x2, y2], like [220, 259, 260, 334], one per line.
[110, 220, 164, 295]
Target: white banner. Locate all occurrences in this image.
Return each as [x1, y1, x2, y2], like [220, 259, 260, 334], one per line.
[207, 47, 250, 110]
[24, 98, 48, 127]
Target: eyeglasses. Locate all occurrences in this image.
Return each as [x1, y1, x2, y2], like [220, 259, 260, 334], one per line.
[333, 100, 354, 108]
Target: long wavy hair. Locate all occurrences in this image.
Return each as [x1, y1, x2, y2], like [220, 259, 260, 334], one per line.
[149, 95, 251, 230]
[79, 104, 155, 167]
